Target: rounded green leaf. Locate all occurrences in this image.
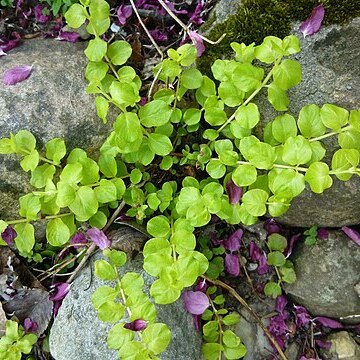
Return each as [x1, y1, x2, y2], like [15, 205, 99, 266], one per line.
[304, 162, 333, 194]
[69, 186, 98, 221]
[183, 108, 202, 126]
[204, 108, 227, 126]
[94, 259, 117, 280]
[206, 159, 226, 179]
[241, 189, 268, 216]
[282, 135, 312, 165]
[268, 168, 305, 198]
[107, 40, 132, 65]
[89, 211, 108, 229]
[232, 63, 264, 92]
[338, 130, 360, 151]
[331, 148, 359, 181]
[98, 154, 117, 178]
[19, 194, 41, 221]
[46, 138, 66, 165]
[180, 68, 203, 89]
[64, 3, 87, 28]
[267, 83, 289, 111]
[148, 133, 172, 156]
[85, 61, 109, 81]
[232, 164, 257, 186]
[298, 104, 325, 138]
[139, 100, 172, 127]
[273, 59, 302, 90]
[84, 38, 108, 62]
[147, 216, 170, 238]
[14, 130, 36, 155]
[107, 324, 134, 350]
[142, 323, 171, 354]
[110, 81, 140, 108]
[234, 103, 260, 129]
[320, 104, 349, 132]
[46, 218, 70, 246]
[349, 110, 360, 132]
[171, 229, 196, 254]
[264, 282, 282, 298]
[267, 233, 287, 252]
[94, 179, 117, 203]
[92, 285, 118, 310]
[271, 114, 297, 143]
[95, 96, 109, 124]
[218, 81, 243, 107]
[14, 223, 35, 255]
[97, 300, 124, 323]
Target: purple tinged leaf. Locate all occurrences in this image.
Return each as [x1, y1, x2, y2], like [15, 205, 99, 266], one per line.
[1, 226, 17, 245]
[257, 254, 269, 275]
[315, 339, 332, 350]
[225, 253, 240, 276]
[342, 226, 360, 246]
[264, 219, 281, 234]
[299, 4, 325, 38]
[124, 319, 147, 331]
[34, 5, 51, 24]
[86, 227, 111, 250]
[315, 316, 343, 329]
[317, 228, 329, 239]
[182, 290, 210, 315]
[189, 31, 205, 57]
[117, 5, 133, 26]
[57, 31, 81, 43]
[294, 305, 311, 328]
[70, 232, 88, 249]
[24, 317, 38, 333]
[3, 65, 33, 85]
[49, 283, 70, 302]
[224, 229, 243, 252]
[275, 295, 288, 314]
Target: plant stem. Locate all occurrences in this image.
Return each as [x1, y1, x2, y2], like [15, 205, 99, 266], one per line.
[203, 276, 289, 360]
[38, 156, 61, 168]
[6, 212, 72, 225]
[310, 125, 352, 142]
[208, 297, 223, 360]
[236, 160, 308, 172]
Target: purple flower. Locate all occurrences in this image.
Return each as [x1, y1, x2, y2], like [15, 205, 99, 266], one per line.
[182, 290, 210, 315]
[275, 295, 288, 314]
[189, 31, 205, 57]
[49, 282, 71, 301]
[189, 0, 204, 25]
[317, 228, 329, 239]
[225, 253, 240, 276]
[57, 31, 81, 43]
[226, 180, 243, 205]
[264, 219, 281, 234]
[117, 5, 133, 26]
[1, 226, 17, 245]
[86, 228, 110, 250]
[299, 4, 325, 38]
[3, 65, 33, 85]
[314, 316, 343, 329]
[124, 319, 147, 331]
[194, 278, 208, 293]
[257, 254, 269, 275]
[249, 241, 261, 261]
[285, 233, 301, 258]
[34, 5, 52, 24]
[342, 226, 360, 246]
[223, 229, 243, 252]
[149, 29, 168, 42]
[70, 232, 88, 249]
[294, 305, 311, 328]
[23, 318, 38, 333]
[0, 38, 21, 56]
[249, 241, 269, 274]
[268, 314, 288, 349]
[315, 339, 332, 350]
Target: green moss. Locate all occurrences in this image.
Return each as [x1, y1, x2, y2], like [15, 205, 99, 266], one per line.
[198, 0, 360, 72]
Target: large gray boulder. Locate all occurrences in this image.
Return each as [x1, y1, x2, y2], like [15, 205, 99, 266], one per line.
[284, 230, 360, 324]
[49, 251, 202, 360]
[0, 39, 112, 221]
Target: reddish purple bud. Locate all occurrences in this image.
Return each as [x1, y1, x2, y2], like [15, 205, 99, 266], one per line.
[70, 232, 88, 249]
[124, 319, 147, 331]
[194, 278, 208, 293]
[299, 4, 325, 38]
[294, 305, 311, 328]
[34, 5, 51, 24]
[342, 226, 360, 246]
[23, 318, 38, 333]
[182, 290, 210, 315]
[225, 253, 240, 276]
[264, 219, 281, 234]
[57, 31, 81, 43]
[317, 228, 329, 239]
[189, 31, 205, 57]
[223, 229, 243, 252]
[257, 254, 270, 275]
[1, 226, 17, 245]
[275, 295, 288, 314]
[285, 233, 301, 258]
[226, 180, 243, 205]
[3, 65, 33, 85]
[315, 316, 343, 329]
[49, 282, 71, 301]
[87, 227, 111, 250]
[117, 5, 133, 26]
[315, 339, 332, 350]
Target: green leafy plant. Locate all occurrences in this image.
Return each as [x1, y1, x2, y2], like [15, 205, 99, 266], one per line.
[0, 320, 38, 360]
[264, 233, 296, 298]
[0, 0, 13, 7]
[304, 226, 318, 246]
[40, 0, 78, 16]
[1, 0, 360, 357]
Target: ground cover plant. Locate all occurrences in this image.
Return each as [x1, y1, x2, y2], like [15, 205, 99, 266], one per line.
[1, 1, 360, 359]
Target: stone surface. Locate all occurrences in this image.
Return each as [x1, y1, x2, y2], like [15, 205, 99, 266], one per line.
[49, 251, 202, 359]
[0, 39, 112, 221]
[322, 331, 360, 360]
[284, 230, 360, 324]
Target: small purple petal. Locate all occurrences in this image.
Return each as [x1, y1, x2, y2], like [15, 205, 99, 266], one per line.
[87, 227, 111, 250]
[149, 29, 168, 42]
[49, 282, 71, 301]
[3, 65, 33, 85]
[342, 226, 360, 246]
[294, 305, 311, 328]
[34, 5, 52, 24]
[0, 38, 21, 55]
[285, 233, 301, 258]
[124, 319, 147, 331]
[315, 339, 332, 350]
[257, 254, 270, 275]
[70, 232, 88, 249]
[1, 226, 17, 246]
[117, 5, 133, 26]
[299, 4, 325, 38]
[223, 229, 243, 252]
[314, 316, 343, 329]
[194, 278, 208, 293]
[225, 253, 240, 276]
[57, 31, 81, 43]
[249, 241, 261, 261]
[182, 290, 210, 315]
[23, 318, 38, 333]
[192, 314, 201, 332]
[275, 295, 288, 314]
[53, 301, 62, 317]
[264, 219, 281, 235]
[189, 31, 205, 57]
[317, 228, 329, 239]
[189, 0, 204, 25]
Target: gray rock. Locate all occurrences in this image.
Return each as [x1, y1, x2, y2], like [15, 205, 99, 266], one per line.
[263, 18, 360, 227]
[49, 252, 202, 360]
[321, 331, 360, 360]
[0, 39, 112, 221]
[284, 230, 360, 324]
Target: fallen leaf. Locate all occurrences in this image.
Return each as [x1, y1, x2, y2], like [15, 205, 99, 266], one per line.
[3, 65, 33, 85]
[299, 4, 325, 38]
